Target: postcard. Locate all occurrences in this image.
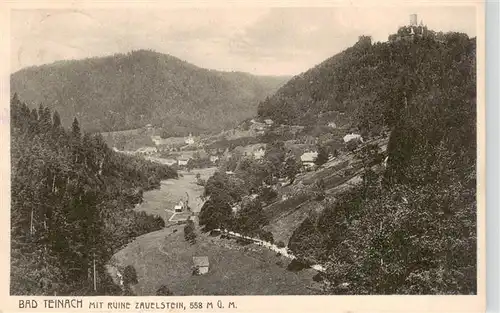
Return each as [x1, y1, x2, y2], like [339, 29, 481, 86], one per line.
[0, 0, 486, 312]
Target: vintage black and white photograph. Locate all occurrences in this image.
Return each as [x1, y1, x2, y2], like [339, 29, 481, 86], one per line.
[9, 4, 479, 297]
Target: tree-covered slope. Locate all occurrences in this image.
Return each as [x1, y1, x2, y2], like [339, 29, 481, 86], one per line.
[11, 50, 289, 133]
[257, 29, 476, 137]
[284, 29, 477, 294]
[11, 94, 178, 295]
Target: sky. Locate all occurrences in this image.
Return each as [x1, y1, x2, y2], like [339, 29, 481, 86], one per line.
[10, 6, 477, 76]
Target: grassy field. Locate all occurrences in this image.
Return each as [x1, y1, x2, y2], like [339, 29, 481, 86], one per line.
[110, 166, 322, 295]
[134, 167, 216, 223]
[112, 227, 320, 295]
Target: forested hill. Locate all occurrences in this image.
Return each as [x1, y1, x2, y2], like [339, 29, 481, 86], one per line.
[11, 49, 289, 133]
[283, 29, 477, 294]
[11, 95, 177, 295]
[257, 29, 476, 136]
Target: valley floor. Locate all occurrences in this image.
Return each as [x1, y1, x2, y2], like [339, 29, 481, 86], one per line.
[108, 168, 321, 295]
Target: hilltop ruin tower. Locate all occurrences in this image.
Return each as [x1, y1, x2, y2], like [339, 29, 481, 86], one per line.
[410, 14, 418, 26]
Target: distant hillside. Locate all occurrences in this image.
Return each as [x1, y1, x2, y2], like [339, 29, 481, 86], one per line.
[257, 29, 476, 137]
[11, 50, 289, 133]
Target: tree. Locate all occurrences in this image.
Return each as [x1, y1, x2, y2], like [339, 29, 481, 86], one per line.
[235, 157, 269, 193]
[234, 199, 268, 235]
[314, 145, 329, 167]
[71, 117, 81, 140]
[156, 285, 173, 296]
[283, 153, 301, 184]
[199, 191, 233, 231]
[356, 143, 383, 168]
[52, 111, 62, 129]
[10, 99, 178, 296]
[264, 140, 286, 179]
[122, 265, 138, 286]
[288, 217, 325, 264]
[346, 138, 361, 153]
[313, 178, 326, 201]
[184, 220, 197, 244]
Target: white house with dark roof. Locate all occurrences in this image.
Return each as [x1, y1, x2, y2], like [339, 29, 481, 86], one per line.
[253, 147, 266, 160]
[178, 156, 191, 166]
[300, 151, 318, 168]
[343, 133, 364, 143]
[193, 256, 209, 275]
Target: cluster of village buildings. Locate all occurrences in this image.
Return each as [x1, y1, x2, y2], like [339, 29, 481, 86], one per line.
[117, 119, 364, 170]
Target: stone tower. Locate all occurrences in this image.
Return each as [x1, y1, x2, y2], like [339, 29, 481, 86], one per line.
[410, 14, 418, 26]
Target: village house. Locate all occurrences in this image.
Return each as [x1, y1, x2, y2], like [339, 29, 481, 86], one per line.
[174, 200, 184, 213]
[173, 200, 188, 213]
[185, 133, 195, 145]
[343, 133, 364, 143]
[178, 156, 191, 166]
[264, 119, 274, 125]
[231, 204, 241, 214]
[300, 151, 318, 168]
[253, 147, 266, 160]
[249, 122, 266, 132]
[163, 159, 177, 166]
[193, 256, 209, 275]
[328, 121, 337, 129]
[151, 135, 161, 141]
[209, 155, 219, 163]
[136, 146, 157, 156]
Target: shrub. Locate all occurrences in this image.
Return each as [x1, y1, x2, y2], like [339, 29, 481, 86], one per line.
[156, 285, 173, 296]
[184, 220, 197, 244]
[313, 273, 324, 282]
[236, 238, 253, 246]
[192, 267, 200, 276]
[346, 138, 361, 152]
[286, 259, 310, 272]
[258, 186, 278, 204]
[258, 230, 274, 243]
[122, 265, 138, 286]
[343, 169, 353, 176]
